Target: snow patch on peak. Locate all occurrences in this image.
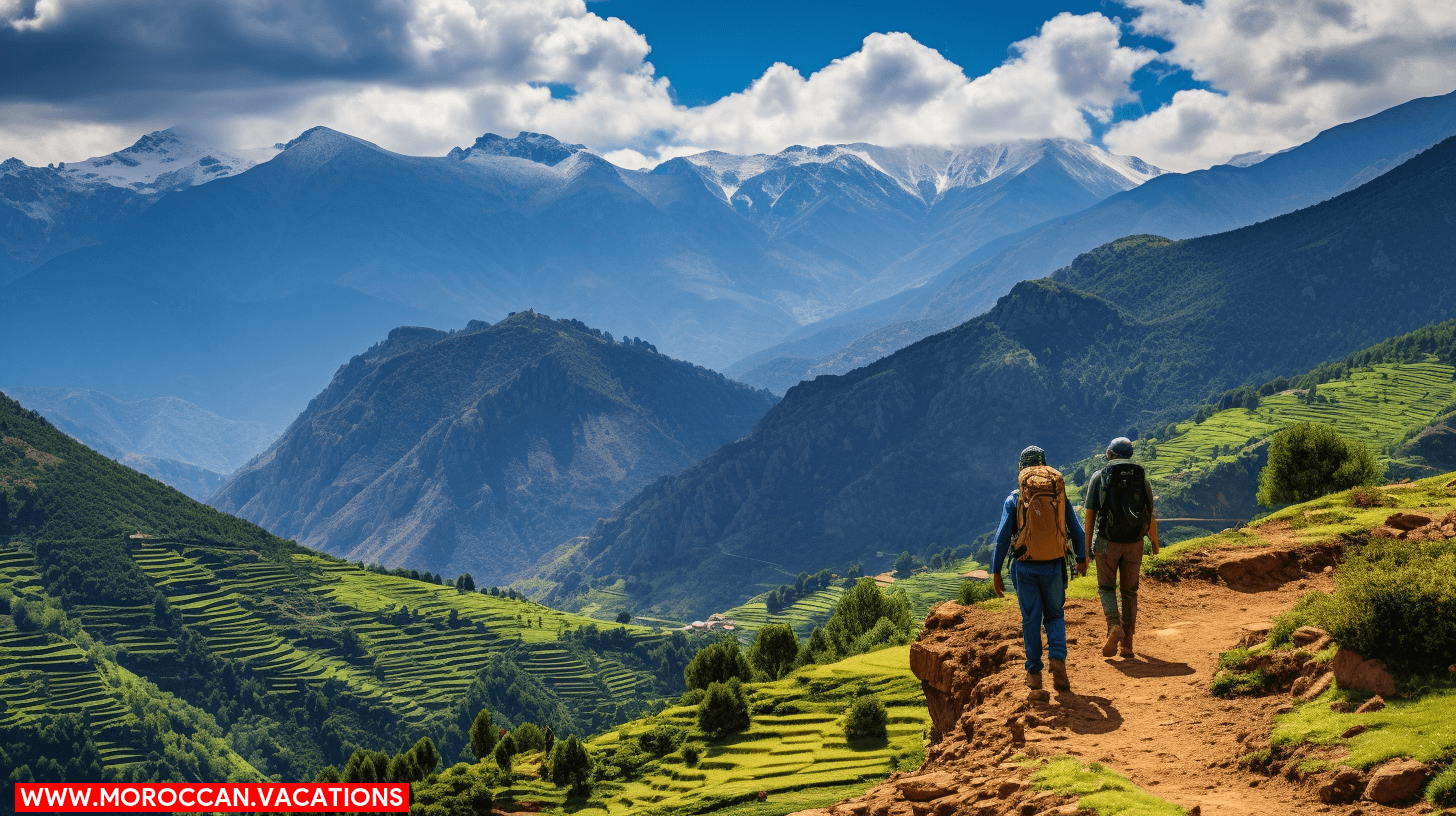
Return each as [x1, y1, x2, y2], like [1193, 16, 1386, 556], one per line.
[677, 139, 1164, 205]
[450, 132, 586, 166]
[58, 128, 278, 192]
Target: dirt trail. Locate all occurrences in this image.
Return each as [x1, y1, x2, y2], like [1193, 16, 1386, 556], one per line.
[1044, 572, 1335, 816]
[796, 530, 1416, 816]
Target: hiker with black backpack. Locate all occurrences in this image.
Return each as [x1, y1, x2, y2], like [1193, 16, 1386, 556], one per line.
[990, 445, 1087, 691]
[1083, 436, 1160, 659]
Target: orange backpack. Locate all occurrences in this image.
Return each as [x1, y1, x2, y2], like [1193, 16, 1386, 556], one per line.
[1013, 465, 1069, 562]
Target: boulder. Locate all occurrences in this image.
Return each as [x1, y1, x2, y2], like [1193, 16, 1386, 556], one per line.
[1355, 695, 1386, 714]
[895, 773, 958, 802]
[1318, 767, 1366, 804]
[1292, 626, 1328, 646]
[1300, 672, 1333, 701]
[1332, 648, 1397, 698]
[1364, 758, 1426, 804]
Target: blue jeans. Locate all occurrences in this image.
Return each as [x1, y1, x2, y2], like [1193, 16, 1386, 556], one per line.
[1011, 560, 1067, 674]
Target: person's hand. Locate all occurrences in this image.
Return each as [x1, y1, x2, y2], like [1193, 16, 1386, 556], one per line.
[1076, 559, 1088, 577]
[992, 573, 1006, 598]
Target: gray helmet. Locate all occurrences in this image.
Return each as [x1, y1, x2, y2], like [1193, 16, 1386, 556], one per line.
[1019, 445, 1046, 469]
[1108, 437, 1134, 458]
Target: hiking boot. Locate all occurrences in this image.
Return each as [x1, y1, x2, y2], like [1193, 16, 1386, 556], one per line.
[1102, 624, 1124, 658]
[1025, 671, 1043, 690]
[1119, 632, 1135, 658]
[1048, 659, 1071, 691]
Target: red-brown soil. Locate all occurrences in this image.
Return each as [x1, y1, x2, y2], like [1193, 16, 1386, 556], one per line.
[792, 534, 1443, 816]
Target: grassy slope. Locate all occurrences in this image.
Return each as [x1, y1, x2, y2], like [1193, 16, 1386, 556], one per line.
[493, 646, 929, 816]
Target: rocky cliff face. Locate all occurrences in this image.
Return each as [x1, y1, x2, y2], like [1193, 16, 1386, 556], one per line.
[211, 312, 777, 584]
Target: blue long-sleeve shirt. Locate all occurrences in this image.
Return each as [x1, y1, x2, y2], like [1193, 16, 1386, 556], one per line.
[992, 489, 1086, 575]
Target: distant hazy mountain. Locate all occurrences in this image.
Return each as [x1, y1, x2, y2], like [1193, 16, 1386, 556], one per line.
[210, 313, 778, 584]
[0, 386, 278, 500]
[530, 133, 1456, 620]
[730, 89, 1456, 393]
[0, 129, 277, 284]
[0, 127, 1157, 425]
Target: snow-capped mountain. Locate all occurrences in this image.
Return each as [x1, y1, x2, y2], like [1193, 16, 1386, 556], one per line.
[0, 127, 1165, 426]
[0, 129, 278, 282]
[682, 139, 1161, 208]
[57, 128, 279, 192]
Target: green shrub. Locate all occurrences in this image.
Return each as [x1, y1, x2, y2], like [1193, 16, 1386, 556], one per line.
[1319, 537, 1456, 675]
[680, 744, 700, 766]
[678, 688, 706, 706]
[1257, 422, 1380, 506]
[696, 678, 750, 739]
[958, 580, 994, 605]
[844, 694, 888, 742]
[1268, 592, 1335, 647]
[637, 724, 685, 757]
[512, 722, 545, 753]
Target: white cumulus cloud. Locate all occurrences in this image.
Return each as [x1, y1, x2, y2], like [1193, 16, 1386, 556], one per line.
[1105, 0, 1456, 172]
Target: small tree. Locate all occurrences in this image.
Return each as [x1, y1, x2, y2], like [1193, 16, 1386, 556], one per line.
[697, 678, 750, 739]
[683, 635, 753, 690]
[550, 736, 592, 793]
[748, 624, 800, 681]
[410, 737, 439, 777]
[512, 722, 546, 753]
[844, 694, 888, 741]
[1257, 422, 1381, 506]
[494, 733, 517, 771]
[456, 573, 475, 592]
[893, 551, 917, 577]
[615, 610, 631, 624]
[469, 708, 496, 761]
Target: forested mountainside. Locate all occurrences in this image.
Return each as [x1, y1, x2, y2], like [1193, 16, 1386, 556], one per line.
[531, 134, 1456, 620]
[211, 313, 777, 585]
[0, 393, 698, 784]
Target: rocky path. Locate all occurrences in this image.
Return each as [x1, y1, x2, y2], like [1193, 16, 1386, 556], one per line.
[1044, 575, 1336, 816]
[793, 531, 1437, 816]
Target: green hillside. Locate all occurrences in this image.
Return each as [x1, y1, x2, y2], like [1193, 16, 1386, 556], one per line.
[1063, 322, 1456, 523]
[532, 136, 1456, 622]
[0, 393, 694, 784]
[409, 646, 929, 816]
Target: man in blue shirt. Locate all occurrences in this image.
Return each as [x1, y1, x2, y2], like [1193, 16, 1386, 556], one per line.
[991, 445, 1087, 691]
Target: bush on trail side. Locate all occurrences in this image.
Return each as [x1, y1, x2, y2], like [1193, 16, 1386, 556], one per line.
[843, 694, 888, 742]
[1320, 536, 1456, 676]
[959, 580, 995, 605]
[696, 678, 750, 739]
[1257, 422, 1380, 506]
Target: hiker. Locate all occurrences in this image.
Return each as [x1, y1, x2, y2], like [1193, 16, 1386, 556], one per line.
[1083, 436, 1160, 658]
[991, 445, 1087, 691]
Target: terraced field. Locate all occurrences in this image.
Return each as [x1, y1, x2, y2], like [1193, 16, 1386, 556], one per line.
[1145, 361, 1456, 479]
[1, 530, 676, 780]
[722, 561, 982, 641]
[496, 646, 929, 816]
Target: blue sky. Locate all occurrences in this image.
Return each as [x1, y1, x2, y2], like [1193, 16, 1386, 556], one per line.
[0, 0, 1452, 173]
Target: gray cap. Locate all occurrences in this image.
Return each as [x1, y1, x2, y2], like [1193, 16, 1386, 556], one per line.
[1108, 437, 1135, 458]
[1019, 445, 1046, 469]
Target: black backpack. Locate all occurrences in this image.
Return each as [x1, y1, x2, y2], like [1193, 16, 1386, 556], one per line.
[1099, 461, 1150, 543]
